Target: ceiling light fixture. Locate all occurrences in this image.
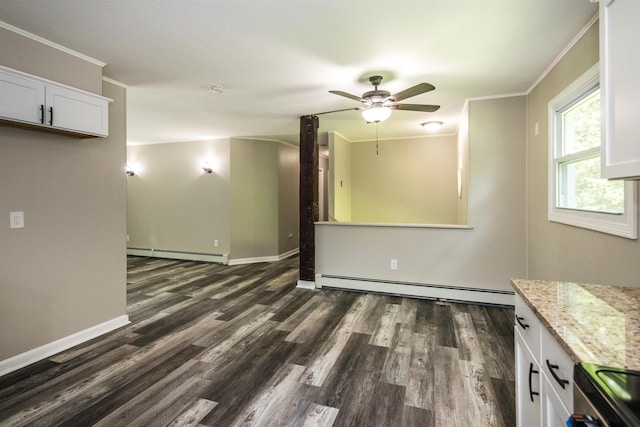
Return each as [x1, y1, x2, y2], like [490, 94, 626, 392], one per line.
[421, 121, 443, 132]
[362, 105, 392, 123]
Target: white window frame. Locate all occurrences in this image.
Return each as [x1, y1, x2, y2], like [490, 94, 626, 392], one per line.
[548, 63, 637, 239]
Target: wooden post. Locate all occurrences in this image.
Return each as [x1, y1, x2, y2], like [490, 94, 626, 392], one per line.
[299, 115, 319, 282]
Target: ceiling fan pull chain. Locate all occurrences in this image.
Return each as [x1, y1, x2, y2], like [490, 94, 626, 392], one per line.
[376, 122, 379, 155]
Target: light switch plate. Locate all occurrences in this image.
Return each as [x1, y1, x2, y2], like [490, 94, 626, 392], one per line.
[10, 211, 24, 229]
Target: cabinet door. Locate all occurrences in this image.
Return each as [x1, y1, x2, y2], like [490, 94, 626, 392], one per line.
[542, 378, 570, 427]
[515, 329, 541, 427]
[46, 84, 109, 137]
[0, 69, 45, 125]
[600, 0, 640, 179]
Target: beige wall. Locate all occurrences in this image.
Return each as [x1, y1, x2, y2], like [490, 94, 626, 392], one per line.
[329, 132, 352, 222]
[0, 27, 103, 94]
[526, 21, 640, 286]
[317, 95, 527, 294]
[0, 32, 127, 360]
[457, 102, 470, 225]
[230, 138, 280, 260]
[126, 139, 232, 255]
[350, 135, 458, 224]
[278, 143, 300, 254]
[127, 137, 299, 263]
[230, 138, 300, 261]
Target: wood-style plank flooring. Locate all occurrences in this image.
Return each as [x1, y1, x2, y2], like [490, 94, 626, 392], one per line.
[0, 255, 515, 426]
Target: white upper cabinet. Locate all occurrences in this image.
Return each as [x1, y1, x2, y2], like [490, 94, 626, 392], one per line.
[0, 65, 111, 138]
[46, 84, 109, 136]
[0, 68, 46, 124]
[600, 0, 640, 179]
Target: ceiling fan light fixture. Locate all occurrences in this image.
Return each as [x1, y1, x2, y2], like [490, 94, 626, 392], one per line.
[362, 105, 392, 123]
[421, 120, 443, 132]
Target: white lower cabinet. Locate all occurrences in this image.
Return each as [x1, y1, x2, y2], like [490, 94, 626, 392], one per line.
[543, 379, 570, 427]
[515, 294, 573, 427]
[516, 329, 541, 426]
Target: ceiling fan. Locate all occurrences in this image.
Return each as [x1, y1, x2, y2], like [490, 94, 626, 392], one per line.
[323, 75, 440, 123]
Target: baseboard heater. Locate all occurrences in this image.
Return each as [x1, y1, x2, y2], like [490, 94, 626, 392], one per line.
[316, 274, 515, 307]
[227, 248, 299, 266]
[127, 248, 229, 264]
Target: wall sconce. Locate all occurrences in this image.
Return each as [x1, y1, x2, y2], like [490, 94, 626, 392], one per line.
[201, 161, 213, 174]
[421, 121, 443, 132]
[125, 165, 135, 176]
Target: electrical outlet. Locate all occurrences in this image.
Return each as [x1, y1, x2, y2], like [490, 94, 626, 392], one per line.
[10, 211, 24, 229]
[214, 240, 219, 247]
[390, 259, 398, 270]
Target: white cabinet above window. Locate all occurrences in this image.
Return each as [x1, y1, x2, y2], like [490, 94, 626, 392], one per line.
[600, 0, 640, 180]
[0, 65, 111, 138]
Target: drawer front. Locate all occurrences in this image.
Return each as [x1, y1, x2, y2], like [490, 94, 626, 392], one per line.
[540, 326, 573, 411]
[515, 294, 541, 359]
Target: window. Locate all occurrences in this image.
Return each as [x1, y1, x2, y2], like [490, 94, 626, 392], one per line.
[548, 64, 637, 239]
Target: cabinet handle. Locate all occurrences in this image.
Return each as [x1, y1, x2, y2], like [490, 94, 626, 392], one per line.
[49, 107, 53, 126]
[516, 315, 529, 330]
[546, 359, 569, 389]
[528, 362, 539, 402]
[40, 105, 45, 124]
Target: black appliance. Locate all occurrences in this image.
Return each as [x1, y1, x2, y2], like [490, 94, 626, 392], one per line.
[573, 362, 640, 427]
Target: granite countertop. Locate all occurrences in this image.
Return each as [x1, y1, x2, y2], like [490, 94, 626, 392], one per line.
[512, 279, 640, 371]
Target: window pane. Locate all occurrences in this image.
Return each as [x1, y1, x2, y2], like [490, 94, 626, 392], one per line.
[561, 90, 600, 154]
[558, 155, 624, 214]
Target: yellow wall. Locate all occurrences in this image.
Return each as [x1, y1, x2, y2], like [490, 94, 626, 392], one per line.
[350, 135, 458, 224]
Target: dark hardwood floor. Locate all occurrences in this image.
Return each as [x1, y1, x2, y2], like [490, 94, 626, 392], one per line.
[0, 255, 515, 426]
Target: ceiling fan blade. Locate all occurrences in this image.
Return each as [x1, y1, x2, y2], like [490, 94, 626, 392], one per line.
[311, 107, 363, 116]
[389, 83, 435, 102]
[329, 90, 363, 102]
[392, 103, 440, 112]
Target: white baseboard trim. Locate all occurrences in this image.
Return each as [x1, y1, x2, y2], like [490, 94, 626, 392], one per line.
[316, 275, 514, 306]
[296, 280, 316, 290]
[228, 248, 300, 266]
[127, 248, 228, 264]
[0, 315, 130, 377]
[278, 248, 300, 260]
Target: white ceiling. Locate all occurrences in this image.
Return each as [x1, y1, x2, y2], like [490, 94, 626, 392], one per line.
[0, 0, 598, 145]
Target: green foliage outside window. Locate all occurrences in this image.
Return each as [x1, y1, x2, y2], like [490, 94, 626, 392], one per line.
[558, 89, 624, 214]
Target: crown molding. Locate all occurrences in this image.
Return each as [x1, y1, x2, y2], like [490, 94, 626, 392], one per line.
[0, 21, 106, 67]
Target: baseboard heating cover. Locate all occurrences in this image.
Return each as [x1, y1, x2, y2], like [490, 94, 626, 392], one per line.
[0, 315, 130, 377]
[316, 275, 515, 306]
[127, 248, 229, 264]
[227, 248, 299, 266]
